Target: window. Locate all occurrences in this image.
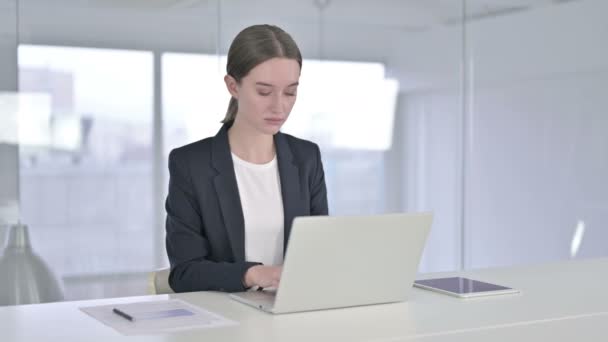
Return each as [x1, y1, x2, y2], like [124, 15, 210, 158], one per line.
[18, 45, 154, 299]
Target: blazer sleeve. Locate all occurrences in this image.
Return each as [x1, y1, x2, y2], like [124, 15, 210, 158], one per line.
[310, 143, 329, 215]
[165, 149, 260, 293]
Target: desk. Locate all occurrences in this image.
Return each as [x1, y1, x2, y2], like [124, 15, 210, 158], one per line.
[2, 257, 607, 341]
[409, 312, 608, 341]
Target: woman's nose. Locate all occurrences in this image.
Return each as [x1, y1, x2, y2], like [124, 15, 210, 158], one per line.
[270, 94, 285, 113]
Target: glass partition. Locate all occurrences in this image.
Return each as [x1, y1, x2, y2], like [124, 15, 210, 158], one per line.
[465, 0, 608, 268]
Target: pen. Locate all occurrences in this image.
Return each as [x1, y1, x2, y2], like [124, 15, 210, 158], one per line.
[112, 308, 135, 322]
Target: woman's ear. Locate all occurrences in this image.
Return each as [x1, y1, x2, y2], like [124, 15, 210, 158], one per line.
[224, 74, 239, 99]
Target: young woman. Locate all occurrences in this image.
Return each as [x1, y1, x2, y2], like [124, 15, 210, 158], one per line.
[165, 24, 328, 293]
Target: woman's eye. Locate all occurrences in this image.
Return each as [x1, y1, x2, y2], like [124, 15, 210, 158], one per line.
[258, 92, 271, 96]
[285, 92, 296, 97]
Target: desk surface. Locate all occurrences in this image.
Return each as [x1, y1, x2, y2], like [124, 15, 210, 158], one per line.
[2, 257, 607, 341]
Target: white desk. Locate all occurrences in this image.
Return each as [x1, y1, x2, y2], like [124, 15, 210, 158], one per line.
[409, 312, 608, 341]
[2, 257, 607, 341]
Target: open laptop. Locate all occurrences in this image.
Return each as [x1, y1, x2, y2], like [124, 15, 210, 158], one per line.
[229, 212, 432, 314]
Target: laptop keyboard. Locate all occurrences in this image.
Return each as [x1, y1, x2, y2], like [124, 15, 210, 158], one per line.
[238, 290, 276, 307]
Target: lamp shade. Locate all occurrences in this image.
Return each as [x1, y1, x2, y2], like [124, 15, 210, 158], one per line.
[0, 224, 64, 305]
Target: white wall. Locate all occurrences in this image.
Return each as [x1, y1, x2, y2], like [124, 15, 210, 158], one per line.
[465, 0, 608, 268]
[403, 91, 463, 273]
[468, 72, 608, 268]
[403, 0, 608, 270]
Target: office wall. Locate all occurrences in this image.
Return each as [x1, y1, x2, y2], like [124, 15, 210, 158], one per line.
[403, 90, 463, 272]
[0, 1, 17, 90]
[467, 0, 608, 268]
[402, 0, 608, 270]
[0, 0, 19, 245]
[468, 72, 608, 267]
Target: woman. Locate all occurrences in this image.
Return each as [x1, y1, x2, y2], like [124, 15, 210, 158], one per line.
[165, 24, 328, 293]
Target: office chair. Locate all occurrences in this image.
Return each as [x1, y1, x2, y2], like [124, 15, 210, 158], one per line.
[147, 268, 174, 294]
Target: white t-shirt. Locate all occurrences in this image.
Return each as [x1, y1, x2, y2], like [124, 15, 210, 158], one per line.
[232, 153, 284, 266]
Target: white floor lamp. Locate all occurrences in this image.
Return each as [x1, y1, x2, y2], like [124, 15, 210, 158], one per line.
[0, 223, 64, 306]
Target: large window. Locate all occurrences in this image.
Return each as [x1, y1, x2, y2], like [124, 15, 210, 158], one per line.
[18, 45, 154, 299]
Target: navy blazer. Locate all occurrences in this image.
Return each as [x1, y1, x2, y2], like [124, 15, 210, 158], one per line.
[165, 123, 328, 293]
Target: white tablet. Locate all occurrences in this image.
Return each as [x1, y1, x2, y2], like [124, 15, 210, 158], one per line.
[414, 277, 520, 298]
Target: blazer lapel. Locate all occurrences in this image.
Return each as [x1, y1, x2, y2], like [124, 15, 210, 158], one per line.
[274, 132, 303, 250]
[211, 125, 246, 262]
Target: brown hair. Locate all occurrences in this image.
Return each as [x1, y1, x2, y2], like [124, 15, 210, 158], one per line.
[222, 24, 302, 123]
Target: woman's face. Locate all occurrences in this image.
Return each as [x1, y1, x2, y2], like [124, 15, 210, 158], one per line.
[226, 57, 300, 135]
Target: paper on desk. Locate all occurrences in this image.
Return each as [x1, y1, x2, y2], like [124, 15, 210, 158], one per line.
[80, 298, 237, 336]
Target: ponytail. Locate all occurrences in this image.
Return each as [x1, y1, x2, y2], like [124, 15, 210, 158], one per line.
[221, 97, 238, 123]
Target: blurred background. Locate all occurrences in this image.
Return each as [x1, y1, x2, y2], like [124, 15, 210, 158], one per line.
[0, 0, 607, 302]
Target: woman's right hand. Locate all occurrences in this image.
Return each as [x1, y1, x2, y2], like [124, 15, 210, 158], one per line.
[243, 265, 282, 289]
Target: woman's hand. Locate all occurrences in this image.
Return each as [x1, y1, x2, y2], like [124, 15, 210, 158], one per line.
[243, 265, 282, 289]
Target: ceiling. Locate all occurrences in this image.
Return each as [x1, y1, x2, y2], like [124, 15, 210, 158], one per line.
[18, 0, 579, 32]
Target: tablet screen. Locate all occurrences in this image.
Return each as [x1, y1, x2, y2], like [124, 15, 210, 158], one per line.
[414, 277, 512, 294]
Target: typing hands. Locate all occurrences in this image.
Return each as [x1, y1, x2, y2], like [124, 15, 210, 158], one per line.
[243, 265, 282, 289]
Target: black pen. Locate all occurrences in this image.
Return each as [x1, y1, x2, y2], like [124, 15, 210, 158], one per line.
[112, 308, 135, 322]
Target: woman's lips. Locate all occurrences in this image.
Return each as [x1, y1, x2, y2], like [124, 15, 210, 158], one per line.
[264, 118, 285, 125]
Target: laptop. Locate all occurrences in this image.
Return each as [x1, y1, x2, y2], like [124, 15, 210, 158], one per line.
[229, 212, 432, 314]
